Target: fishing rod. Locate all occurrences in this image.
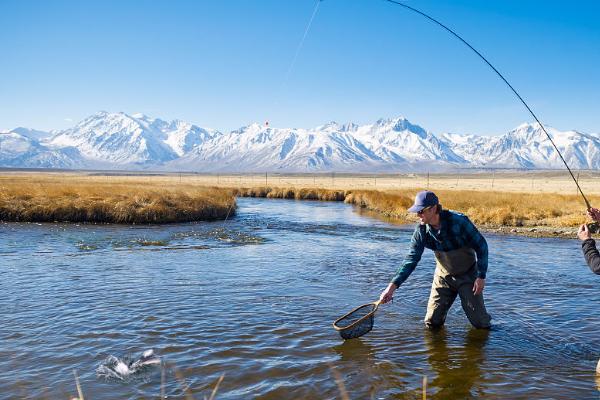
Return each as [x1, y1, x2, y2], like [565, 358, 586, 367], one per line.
[383, 0, 591, 210]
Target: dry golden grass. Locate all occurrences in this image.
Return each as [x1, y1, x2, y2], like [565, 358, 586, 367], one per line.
[236, 186, 346, 201]
[0, 171, 595, 230]
[0, 174, 235, 223]
[73, 170, 600, 195]
[345, 189, 592, 228]
[235, 186, 592, 229]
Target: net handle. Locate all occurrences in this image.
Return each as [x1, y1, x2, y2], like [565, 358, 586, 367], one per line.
[332, 300, 381, 332]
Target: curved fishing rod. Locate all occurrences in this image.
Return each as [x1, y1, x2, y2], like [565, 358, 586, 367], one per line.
[384, 0, 591, 209]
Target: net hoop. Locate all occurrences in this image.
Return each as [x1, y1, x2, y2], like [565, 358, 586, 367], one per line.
[332, 300, 381, 332]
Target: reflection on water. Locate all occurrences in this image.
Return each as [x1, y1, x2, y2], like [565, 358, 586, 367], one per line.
[1, 197, 600, 399]
[425, 328, 489, 399]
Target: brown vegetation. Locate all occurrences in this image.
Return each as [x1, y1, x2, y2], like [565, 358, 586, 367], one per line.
[344, 189, 592, 228]
[0, 172, 594, 233]
[0, 175, 235, 223]
[235, 186, 346, 201]
[236, 186, 592, 231]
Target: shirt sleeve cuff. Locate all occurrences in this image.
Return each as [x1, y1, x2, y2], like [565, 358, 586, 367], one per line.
[582, 238, 596, 247]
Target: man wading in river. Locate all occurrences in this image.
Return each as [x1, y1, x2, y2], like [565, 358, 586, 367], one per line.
[379, 191, 491, 329]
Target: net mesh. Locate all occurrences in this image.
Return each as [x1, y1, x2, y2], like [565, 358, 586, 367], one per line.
[334, 303, 377, 340]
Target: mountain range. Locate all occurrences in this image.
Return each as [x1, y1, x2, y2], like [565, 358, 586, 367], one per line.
[1, 111, 599, 172]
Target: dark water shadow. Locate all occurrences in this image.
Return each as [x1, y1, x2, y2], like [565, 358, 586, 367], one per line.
[332, 338, 412, 398]
[425, 328, 490, 399]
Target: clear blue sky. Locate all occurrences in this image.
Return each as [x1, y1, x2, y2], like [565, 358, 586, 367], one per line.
[1, 0, 599, 136]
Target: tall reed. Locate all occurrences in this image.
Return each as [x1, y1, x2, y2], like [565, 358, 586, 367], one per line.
[346, 189, 592, 228]
[237, 186, 592, 228]
[0, 176, 235, 223]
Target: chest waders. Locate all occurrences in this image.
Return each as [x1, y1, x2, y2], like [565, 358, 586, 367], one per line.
[424, 247, 491, 329]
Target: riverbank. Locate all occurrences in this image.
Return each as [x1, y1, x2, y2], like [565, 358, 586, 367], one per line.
[0, 174, 235, 223]
[235, 186, 594, 239]
[0, 172, 595, 236]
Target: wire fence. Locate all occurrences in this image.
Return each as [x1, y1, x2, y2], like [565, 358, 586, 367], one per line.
[2, 170, 600, 195]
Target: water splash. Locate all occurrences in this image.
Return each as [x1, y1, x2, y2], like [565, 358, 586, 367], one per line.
[96, 349, 161, 382]
[173, 228, 266, 245]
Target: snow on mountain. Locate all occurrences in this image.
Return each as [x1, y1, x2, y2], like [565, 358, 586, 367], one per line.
[163, 121, 219, 157]
[47, 111, 222, 166]
[440, 123, 600, 169]
[3, 112, 600, 171]
[170, 118, 458, 172]
[172, 123, 355, 172]
[48, 111, 178, 165]
[353, 117, 466, 164]
[9, 127, 52, 141]
[0, 131, 85, 168]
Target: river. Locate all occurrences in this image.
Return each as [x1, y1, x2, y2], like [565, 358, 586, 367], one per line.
[1, 197, 599, 399]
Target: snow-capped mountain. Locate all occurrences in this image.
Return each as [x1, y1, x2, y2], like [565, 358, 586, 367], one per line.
[0, 130, 85, 168]
[49, 111, 181, 164]
[440, 123, 600, 169]
[2, 112, 600, 171]
[10, 127, 53, 141]
[169, 117, 468, 172]
[353, 118, 466, 164]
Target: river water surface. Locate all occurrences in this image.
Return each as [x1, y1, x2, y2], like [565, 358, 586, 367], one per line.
[1, 198, 600, 399]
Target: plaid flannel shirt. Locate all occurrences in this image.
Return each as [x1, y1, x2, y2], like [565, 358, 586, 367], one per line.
[392, 210, 488, 287]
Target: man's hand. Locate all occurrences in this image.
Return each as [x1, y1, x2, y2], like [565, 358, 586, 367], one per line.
[588, 207, 600, 222]
[473, 278, 485, 295]
[379, 282, 397, 304]
[578, 223, 592, 241]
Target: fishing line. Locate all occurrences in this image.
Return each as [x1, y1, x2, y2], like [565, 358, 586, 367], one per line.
[282, 0, 322, 89]
[217, 4, 321, 235]
[383, 0, 591, 209]
[222, 193, 235, 225]
[217, 4, 321, 233]
[265, 0, 322, 127]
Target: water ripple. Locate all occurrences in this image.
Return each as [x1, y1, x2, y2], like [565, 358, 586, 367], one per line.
[1, 198, 600, 399]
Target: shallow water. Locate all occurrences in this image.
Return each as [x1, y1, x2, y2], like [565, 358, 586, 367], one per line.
[1, 198, 599, 399]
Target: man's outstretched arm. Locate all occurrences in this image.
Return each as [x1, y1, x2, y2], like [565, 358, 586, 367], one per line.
[380, 227, 425, 303]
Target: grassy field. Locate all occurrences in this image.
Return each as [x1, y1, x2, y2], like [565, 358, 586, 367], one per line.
[0, 172, 235, 223]
[136, 170, 600, 195]
[0, 170, 596, 235]
[2, 170, 599, 194]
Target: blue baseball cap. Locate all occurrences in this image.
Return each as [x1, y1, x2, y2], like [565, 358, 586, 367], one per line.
[407, 191, 439, 213]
